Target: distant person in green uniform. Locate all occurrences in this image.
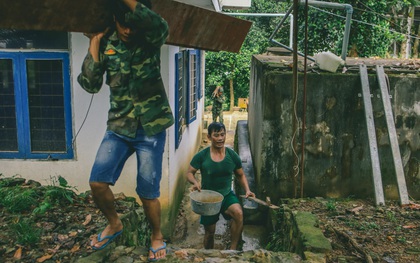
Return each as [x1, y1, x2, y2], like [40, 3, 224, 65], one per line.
[77, 0, 173, 260]
[186, 122, 255, 250]
[211, 86, 225, 123]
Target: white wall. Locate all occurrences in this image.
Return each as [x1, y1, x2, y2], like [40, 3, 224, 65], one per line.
[0, 34, 205, 214]
[0, 34, 167, 201]
[160, 46, 205, 220]
[0, 33, 108, 194]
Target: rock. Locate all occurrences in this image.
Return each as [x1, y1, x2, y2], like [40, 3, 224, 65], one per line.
[0, 177, 26, 187]
[116, 208, 150, 248]
[114, 256, 134, 263]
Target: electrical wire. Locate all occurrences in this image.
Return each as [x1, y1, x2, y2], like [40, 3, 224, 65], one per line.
[72, 94, 94, 148]
[309, 6, 420, 41]
[354, 1, 420, 24]
[299, 0, 309, 198]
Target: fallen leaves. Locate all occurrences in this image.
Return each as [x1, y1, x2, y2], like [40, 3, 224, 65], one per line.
[82, 214, 92, 226]
[13, 247, 22, 260]
[403, 202, 420, 210]
[347, 205, 364, 215]
[36, 254, 53, 263]
[175, 249, 189, 259]
[402, 225, 418, 229]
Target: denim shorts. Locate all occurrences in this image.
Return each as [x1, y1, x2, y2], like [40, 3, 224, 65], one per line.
[90, 128, 166, 199]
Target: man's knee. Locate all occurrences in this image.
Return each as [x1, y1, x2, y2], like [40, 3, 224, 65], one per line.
[227, 205, 243, 222]
[140, 197, 158, 208]
[204, 224, 216, 235]
[90, 182, 109, 192]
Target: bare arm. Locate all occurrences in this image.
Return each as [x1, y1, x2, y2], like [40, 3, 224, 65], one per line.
[234, 168, 255, 198]
[186, 165, 201, 191]
[121, 0, 137, 11]
[85, 30, 107, 62]
[212, 86, 220, 97]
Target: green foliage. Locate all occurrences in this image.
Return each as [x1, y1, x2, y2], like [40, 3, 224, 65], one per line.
[205, 1, 290, 107]
[33, 176, 77, 215]
[32, 201, 52, 215]
[265, 209, 286, 251]
[205, 0, 418, 102]
[345, 219, 380, 231]
[11, 217, 41, 245]
[0, 187, 38, 213]
[326, 199, 337, 211]
[386, 210, 397, 222]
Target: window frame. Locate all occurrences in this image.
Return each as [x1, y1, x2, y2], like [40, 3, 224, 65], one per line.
[186, 49, 198, 124]
[0, 51, 73, 159]
[174, 51, 184, 149]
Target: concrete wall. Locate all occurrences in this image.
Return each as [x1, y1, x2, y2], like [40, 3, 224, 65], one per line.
[249, 55, 420, 202]
[0, 34, 204, 236]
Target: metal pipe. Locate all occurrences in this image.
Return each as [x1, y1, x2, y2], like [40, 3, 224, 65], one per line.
[292, 0, 299, 198]
[299, 0, 353, 61]
[224, 13, 289, 17]
[300, 0, 309, 199]
[224, 12, 294, 48]
[270, 39, 315, 62]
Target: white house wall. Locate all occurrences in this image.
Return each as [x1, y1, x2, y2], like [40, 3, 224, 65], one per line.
[0, 34, 204, 222]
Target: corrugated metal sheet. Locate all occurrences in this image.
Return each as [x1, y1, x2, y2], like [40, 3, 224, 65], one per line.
[0, 0, 251, 53]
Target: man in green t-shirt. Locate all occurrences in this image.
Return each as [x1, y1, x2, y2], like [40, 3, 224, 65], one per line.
[186, 122, 255, 250]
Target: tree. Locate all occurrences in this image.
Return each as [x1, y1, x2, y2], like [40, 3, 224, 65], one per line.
[205, 0, 289, 110]
[205, 0, 420, 105]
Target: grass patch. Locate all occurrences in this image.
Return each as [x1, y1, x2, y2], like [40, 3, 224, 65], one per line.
[11, 217, 41, 246]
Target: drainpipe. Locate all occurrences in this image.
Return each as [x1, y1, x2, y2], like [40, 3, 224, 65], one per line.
[269, 0, 353, 62]
[212, 0, 221, 12]
[299, 0, 353, 61]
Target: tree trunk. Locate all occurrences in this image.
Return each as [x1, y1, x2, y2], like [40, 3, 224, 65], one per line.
[398, 6, 414, 59]
[413, 24, 420, 59]
[404, 7, 415, 58]
[390, 7, 400, 57]
[229, 78, 234, 112]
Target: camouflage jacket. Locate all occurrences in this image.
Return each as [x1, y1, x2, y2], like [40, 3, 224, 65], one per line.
[77, 3, 174, 138]
[212, 95, 224, 113]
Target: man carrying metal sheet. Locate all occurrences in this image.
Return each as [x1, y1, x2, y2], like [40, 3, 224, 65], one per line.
[77, 0, 173, 261]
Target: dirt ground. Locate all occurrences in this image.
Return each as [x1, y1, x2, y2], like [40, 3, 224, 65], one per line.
[2, 110, 420, 262]
[292, 198, 420, 262]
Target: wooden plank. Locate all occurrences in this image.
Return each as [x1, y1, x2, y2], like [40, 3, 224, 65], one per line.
[153, 0, 251, 52]
[359, 64, 385, 206]
[240, 195, 280, 209]
[376, 65, 409, 205]
[0, 0, 251, 53]
[0, 0, 112, 33]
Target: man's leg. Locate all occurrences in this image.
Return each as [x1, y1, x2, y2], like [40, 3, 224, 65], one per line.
[203, 224, 216, 249]
[224, 203, 243, 250]
[89, 131, 132, 249]
[212, 111, 217, 122]
[133, 129, 167, 260]
[90, 182, 123, 248]
[219, 111, 224, 124]
[141, 197, 166, 260]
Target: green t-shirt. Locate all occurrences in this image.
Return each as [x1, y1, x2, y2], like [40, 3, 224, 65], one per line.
[190, 147, 242, 196]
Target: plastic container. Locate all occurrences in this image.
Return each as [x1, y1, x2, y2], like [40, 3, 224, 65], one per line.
[314, 51, 345, 73]
[190, 190, 223, 216]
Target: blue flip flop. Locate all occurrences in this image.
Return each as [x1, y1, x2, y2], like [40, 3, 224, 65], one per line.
[148, 242, 167, 262]
[91, 229, 123, 250]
